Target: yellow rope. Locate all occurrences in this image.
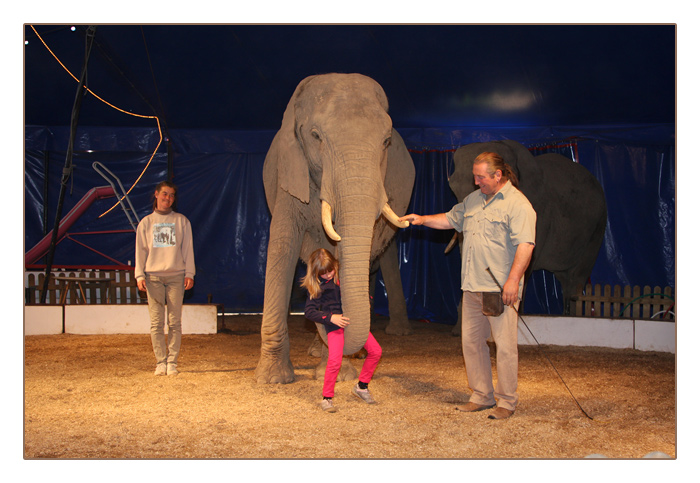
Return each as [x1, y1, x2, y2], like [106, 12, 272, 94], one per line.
[30, 25, 163, 219]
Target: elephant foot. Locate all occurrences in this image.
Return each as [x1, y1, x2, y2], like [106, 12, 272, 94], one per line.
[314, 357, 358, 381]
[338, 357, 357, 381]
[255, 355, 295, 384]
[338, 358, 358, 381]
[307, 334, 324, 358]
[385, 318, 414, 336]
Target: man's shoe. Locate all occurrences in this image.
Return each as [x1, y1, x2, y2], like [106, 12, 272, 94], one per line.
[352, 383, 377, 404]
[488, 407, 515, 420]
[321, 399, 337, 412]
[154, 363, 167, 376]
[455, 401, 496, 412]
[167, 363, 179, 376]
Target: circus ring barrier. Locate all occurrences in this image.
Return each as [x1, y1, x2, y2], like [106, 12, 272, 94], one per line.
[24, 270, 218, 336]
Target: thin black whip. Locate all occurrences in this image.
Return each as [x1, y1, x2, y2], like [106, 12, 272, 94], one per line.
[486, 267, 595, 420]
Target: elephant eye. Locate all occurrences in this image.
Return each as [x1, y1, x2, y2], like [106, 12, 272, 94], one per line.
[311, 129, 322, 142]
[383, 136, 392, 148]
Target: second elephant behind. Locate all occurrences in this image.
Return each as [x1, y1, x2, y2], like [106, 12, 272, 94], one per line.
[450, 140, 607, 314]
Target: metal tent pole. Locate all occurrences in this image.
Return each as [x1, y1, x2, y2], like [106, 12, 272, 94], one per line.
[40, 26, 97, 303]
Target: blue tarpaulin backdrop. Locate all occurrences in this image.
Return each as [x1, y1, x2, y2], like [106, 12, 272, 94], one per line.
[24, 25, 676, 323]
[24, 123, 675, 324]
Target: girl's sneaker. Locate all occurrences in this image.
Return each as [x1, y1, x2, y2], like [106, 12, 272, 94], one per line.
[321, 398, 337, 412]
[352, 383, 377, 404]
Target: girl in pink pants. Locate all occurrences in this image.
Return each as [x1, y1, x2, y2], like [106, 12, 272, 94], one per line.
[302, 248, 383, 413]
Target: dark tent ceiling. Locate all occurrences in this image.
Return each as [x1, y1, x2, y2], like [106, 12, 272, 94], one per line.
[24, 24, 675, 132]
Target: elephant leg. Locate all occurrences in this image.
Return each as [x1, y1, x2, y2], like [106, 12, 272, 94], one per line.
[451, 299, 462, 337]
[339, 357, 359, 381]
[555, 272, 574, 316]
[369, 261, 378, 326]
[313, 343, 358, 381]
[380, 239, 413, 335]
[562, 227, 605, 315]
[314, 343, 329, 380]
[558, 270, 589, 316]
[255, 216, 302, 384]
[307, 332, 324, 358]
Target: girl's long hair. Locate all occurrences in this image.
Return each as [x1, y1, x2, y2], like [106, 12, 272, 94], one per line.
[300, 248, 339, 300]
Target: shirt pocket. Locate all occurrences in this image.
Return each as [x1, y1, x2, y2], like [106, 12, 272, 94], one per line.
[483, 209, 508, 241]
[463, 206, 482, 234]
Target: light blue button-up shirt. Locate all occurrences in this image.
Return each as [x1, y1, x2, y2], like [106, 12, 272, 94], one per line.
[446, 180, 536, 294]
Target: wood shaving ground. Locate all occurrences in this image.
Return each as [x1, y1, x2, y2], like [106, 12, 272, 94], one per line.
[24, 315, 675, 459]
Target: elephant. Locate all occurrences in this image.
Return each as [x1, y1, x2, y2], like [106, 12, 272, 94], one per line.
[369, 237, 411, 335]
[255, 73, 416, 384]
[449, 140, 607, 315]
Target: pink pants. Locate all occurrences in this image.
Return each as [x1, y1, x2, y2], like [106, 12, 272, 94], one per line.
[323, 329, 382, 398]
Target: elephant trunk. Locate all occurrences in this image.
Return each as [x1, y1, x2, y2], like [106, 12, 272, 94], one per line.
[336, 209, 375, 355]
[320, 142, 390, 354]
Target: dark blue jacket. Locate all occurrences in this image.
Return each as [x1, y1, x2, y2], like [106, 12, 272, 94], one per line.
[305, 278, 343, 333]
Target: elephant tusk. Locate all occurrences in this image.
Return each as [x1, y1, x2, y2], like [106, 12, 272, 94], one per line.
[322, 200, 342, 241]
[445, 232, 458, 254]
[382, 203, 409, 229]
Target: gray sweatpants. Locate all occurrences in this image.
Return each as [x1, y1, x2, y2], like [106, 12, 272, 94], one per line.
[145, 273, 185, 365]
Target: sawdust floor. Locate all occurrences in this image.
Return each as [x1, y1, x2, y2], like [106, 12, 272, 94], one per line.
[24, 315, 676, 460]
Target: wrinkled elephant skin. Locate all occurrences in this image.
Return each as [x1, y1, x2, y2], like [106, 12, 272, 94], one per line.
[256, 73, 415, 384]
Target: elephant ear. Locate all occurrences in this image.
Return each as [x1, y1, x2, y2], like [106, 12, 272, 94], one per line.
[384, 129, 415, 214]
[450, 142, 487, 201]
[269, 77, 315, 204]
[499, 139, 540, 184]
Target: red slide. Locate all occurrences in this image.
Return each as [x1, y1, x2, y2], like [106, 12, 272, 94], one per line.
[25, 186, 115, 266]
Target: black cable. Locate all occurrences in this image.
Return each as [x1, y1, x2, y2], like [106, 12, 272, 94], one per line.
[91, 29, 157, 115]
[140, 26, 169, 136]
[512, 307, 595, 420]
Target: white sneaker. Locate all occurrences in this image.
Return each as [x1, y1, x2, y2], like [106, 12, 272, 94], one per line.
[154, 363, 167, 376]
[352, 383, 377, 404]
[321, 399, 337, 412]
[167, 363, 179, 376]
